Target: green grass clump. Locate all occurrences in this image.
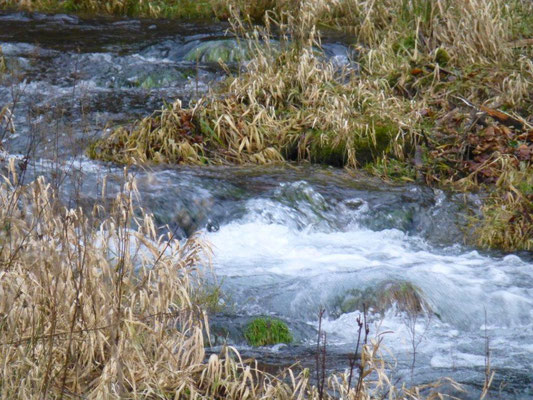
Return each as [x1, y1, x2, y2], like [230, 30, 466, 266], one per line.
[244, 317, 293, 346]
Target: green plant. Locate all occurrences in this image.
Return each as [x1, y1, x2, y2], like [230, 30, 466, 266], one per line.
[244, 317, 293, 346]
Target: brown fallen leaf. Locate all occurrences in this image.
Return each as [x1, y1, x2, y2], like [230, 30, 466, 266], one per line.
[516, 144, 532, 161]
[479, 105, 524, 130]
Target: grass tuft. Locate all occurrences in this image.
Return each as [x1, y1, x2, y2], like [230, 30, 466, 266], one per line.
[244, 317, 293, 346]
[472, 160, 533, 251]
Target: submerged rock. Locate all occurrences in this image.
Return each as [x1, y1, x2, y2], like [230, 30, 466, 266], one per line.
[184, 40, 251, 63]
[337, 280, 431, 317]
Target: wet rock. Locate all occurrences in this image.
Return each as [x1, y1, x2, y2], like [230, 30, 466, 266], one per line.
[275, 181, 328, 212]
[378, 281, 429, 315]
[337, 280, 431, 316]
[184, 40, 251, 63]
[206, 218, 219, 232]
[344, 198, 366, 210]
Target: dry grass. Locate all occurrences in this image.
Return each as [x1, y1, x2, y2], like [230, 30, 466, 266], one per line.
[90, 11, 416, 168]
[5, 4, 532, 249]
[88, 0, 532, 169]
[0, 159, 209, 397]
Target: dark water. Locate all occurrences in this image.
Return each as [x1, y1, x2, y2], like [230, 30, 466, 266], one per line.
[0, 12, 532, 399]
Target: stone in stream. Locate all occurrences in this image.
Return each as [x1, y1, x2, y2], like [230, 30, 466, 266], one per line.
[183, 40, 251, 64]
[338, 281, 431, 317]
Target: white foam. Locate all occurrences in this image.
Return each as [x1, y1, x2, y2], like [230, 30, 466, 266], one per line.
[431, 352, 486, 369]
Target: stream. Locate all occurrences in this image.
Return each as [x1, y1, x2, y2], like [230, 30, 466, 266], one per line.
[1, 12, 532, 399]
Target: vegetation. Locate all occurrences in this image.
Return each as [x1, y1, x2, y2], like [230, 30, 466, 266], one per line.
[244, 317, 293, 346]
[473, 160, 533, 251]
[338, 281, 430, 318]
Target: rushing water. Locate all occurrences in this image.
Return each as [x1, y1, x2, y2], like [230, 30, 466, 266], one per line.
[1, 12, 532, 399]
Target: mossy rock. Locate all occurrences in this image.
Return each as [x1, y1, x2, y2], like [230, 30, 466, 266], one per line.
[378, 281, 428, 315]
[134, 71, 185, 89]
[184, 40, 251, 64]
[338, 281, 430, 316]
[244, 317, 293, 347]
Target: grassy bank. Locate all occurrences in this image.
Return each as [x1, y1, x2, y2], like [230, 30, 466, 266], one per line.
[0, 0, 215, 19]
[0, 0, 284, 19]
[89, 0, 532, 250]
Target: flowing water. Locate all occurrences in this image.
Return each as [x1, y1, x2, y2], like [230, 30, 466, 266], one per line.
[0, 12, 532, 399]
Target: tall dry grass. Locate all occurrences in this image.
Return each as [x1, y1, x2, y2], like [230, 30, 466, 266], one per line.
[90, 10, 416, 168]
[0, 159, 209, 397]
[90, 0, 532, 168]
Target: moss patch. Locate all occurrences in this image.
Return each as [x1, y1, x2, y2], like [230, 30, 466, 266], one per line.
[472, 163, 533, 251]
[244, 317, 293, 347]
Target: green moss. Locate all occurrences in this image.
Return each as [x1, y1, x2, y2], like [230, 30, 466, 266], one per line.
[353, 119, 398, 165]
[392, 34, 416, 55]
[184, 40, 251, 64]
[244, 317, 292, 347]
[366, 157, 416, 181]
[308, 131, 347, 167]
[434, 48, 450, 66]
